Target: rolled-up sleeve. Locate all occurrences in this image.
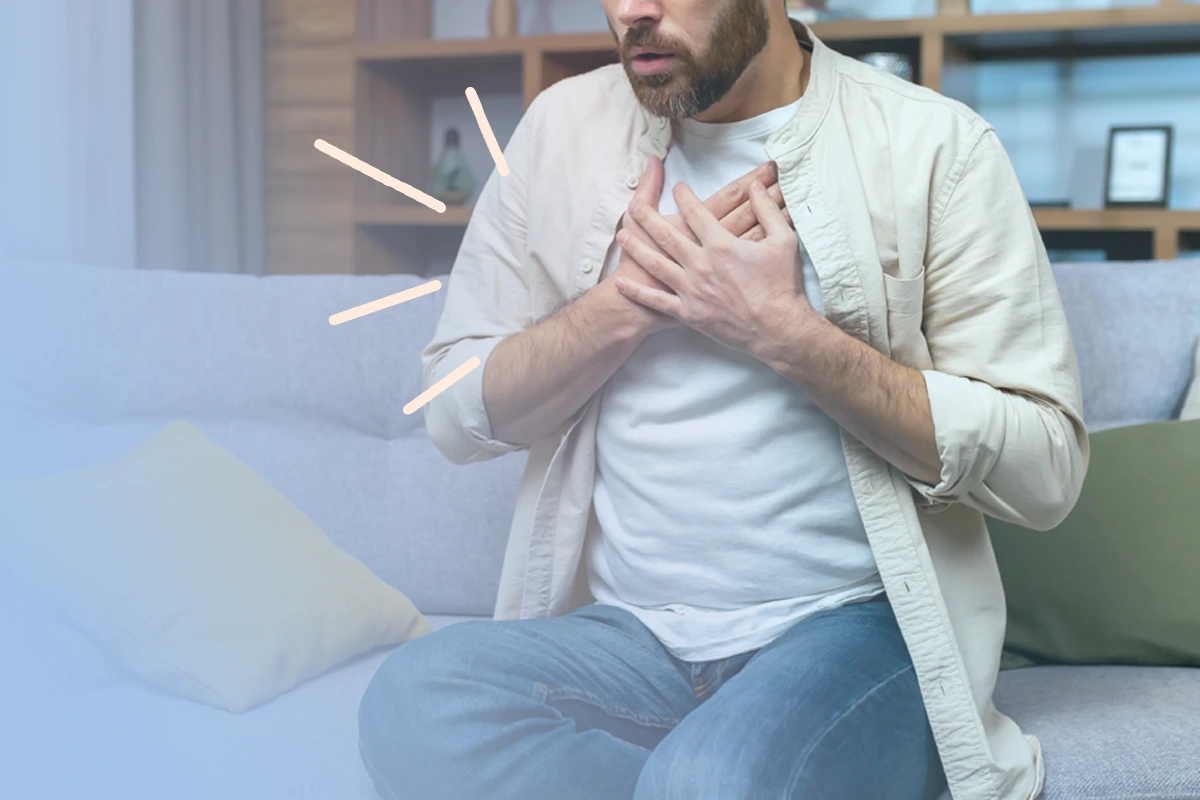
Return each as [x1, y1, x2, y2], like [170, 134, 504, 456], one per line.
[420, 98, 540, 465]
[904, 128, 1090, 531]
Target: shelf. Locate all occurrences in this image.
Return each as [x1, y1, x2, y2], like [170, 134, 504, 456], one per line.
[942, 4, 1200, 59]
[349, 201, 1198, 270]
[356, 204, 473, 226]
[354, 33, 614, 62]
[358, 51, 523, 96]
[357, 38, 524, 61]
[810, 16, 937, 41]
[353, 5, 1200, 63]
[1033, 209, 1200, 231]
[1034, 209, 1200, 259]
[354, 206, 1200, 231]
[939, 3, 1200, 37]
[343, 1, 1200, 274]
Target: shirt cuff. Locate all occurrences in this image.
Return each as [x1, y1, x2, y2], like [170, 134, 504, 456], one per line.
[424, 336, 526, 462]
[902, 369, 1007, 513]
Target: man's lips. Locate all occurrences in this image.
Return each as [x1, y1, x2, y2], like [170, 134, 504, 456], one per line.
[630, 51, 676, 76]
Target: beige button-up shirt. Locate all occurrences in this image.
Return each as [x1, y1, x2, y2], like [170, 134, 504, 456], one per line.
[422, 21, 1089, 800]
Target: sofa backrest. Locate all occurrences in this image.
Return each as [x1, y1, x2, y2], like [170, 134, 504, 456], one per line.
[0, 261, 524, 617]
[3, 259, 1197, 617]
[1051, 260, 1200, 429]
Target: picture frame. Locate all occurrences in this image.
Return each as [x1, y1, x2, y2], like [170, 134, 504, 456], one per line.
[1104, 125, 1173, 208]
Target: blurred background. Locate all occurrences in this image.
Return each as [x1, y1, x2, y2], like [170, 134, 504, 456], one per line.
[0, 0, 1198, 274]
[1, 7, 1197, 799]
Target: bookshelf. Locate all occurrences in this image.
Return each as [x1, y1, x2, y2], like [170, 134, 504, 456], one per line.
[348, 0, 1200, 274]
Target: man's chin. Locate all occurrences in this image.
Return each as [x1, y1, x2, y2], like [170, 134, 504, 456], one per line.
[634, 97, 679, 121]
[627, 81, 690, 120]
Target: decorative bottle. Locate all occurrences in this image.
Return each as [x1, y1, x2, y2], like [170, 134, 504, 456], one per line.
[430, 128, 476, 207]
[489, 0, 519, 38]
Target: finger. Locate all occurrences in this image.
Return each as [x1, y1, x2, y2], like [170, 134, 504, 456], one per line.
[739, 224, 766, 243]
[617, 227, 686, 291]
[703, 161, 778, 221]
[621, 213, 670, 257]
[750, 180, 792, 240]
[720, 181, 786, 237]
[674, 182, 729, 247]
[633, 155, 664, 210]
[664, 212, 701, 246]
[620, 156, 664, 234]
[629, 196, 702, 266]
[615, 277, 685, 320]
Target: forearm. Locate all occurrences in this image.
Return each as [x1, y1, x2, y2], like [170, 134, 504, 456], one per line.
[756, 303, 943, 485]
[483, 279, 650, 445]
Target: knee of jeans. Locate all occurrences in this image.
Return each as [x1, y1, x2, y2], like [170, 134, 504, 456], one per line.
[634, 733, 749, 800]
[357, 627, 470, 774]
[358, 646, 419, 768]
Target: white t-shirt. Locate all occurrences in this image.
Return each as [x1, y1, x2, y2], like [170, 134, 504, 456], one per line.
[586, 97, 885, 662]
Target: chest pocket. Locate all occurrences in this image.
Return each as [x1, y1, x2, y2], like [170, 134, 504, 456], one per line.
[882, 267, 933, 370]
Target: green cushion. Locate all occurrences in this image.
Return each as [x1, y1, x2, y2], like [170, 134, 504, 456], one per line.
[990, 419, 1200, 669]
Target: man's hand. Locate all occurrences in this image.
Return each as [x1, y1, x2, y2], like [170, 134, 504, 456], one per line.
[615, 178, 819, 359]
[603, 156, 793, 336]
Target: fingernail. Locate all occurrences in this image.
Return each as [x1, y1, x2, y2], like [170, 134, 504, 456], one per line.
[616, 277, 629, 290]
[751, 181, 764, 194]
[629, 200, 642, 215]
[616, 229, 629, 245]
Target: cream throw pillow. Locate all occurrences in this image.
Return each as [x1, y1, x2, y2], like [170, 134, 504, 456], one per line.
[1182, 336, 1200, 421]
[0, 421, 430, 712]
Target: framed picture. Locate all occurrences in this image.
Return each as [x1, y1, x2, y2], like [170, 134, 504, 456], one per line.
[1104, 125, 1173, 208]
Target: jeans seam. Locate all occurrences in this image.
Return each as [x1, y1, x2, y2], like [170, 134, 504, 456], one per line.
[538, 683, 682, 729]
[785, 663, 917, 796]
[693, 658, 730, 700]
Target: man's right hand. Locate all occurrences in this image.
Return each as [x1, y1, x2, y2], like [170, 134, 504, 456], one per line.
[605, 156, 794, 336]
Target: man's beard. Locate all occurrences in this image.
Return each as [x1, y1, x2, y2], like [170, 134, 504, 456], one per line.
[619, 0, 770, 120]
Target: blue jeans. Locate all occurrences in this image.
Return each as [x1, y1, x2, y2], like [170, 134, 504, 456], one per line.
[358, 594, 947, 800]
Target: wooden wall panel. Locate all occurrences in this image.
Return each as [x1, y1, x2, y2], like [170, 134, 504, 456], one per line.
[265, 0, 355, 274]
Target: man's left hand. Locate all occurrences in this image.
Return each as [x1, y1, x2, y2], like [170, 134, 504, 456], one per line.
[615, 177, 819, 358]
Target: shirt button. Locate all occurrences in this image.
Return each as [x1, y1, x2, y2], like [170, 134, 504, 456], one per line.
[581, 261, 596, 274]
[626, 174, 639, 189]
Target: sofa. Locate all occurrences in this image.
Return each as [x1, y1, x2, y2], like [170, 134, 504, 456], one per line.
[1, 258, 1197, 800]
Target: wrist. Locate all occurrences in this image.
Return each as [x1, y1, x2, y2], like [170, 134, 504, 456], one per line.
[754, 300, 828, 378]
[591, 277, 657, 345]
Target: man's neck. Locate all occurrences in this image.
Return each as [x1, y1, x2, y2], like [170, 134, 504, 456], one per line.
[691, 16, 809, 124]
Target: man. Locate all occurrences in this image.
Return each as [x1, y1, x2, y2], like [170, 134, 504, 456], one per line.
[359, 1, 1090, 798]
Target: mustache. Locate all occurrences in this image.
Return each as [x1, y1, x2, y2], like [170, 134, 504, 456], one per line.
[620, 24, 687, 58]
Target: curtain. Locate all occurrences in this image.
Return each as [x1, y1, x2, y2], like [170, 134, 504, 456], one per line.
[0, 0, 137, 269]
[133, 0, 265, 274]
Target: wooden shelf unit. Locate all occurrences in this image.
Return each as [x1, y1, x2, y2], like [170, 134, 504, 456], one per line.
[1034, 209, 1200, 260]
[350, 0, 1200, 274]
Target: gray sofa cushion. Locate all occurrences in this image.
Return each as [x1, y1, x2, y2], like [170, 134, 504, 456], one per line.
[995, 665, 1200, 799]
[4, 614, 482, 800]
